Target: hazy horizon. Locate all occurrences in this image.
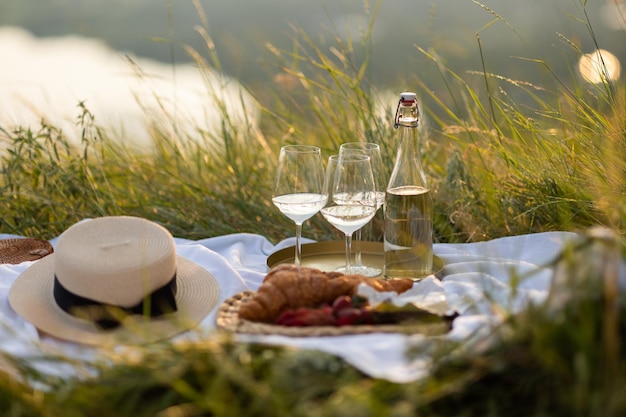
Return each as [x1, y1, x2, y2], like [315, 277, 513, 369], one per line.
[0, 0, 623, 146]
[2, 1, 623, 85]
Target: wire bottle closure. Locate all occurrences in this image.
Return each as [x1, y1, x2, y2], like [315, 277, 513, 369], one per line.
[394, 95, 420, 129]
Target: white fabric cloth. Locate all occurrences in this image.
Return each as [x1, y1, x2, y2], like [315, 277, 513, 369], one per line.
[0, 230, 582, 383]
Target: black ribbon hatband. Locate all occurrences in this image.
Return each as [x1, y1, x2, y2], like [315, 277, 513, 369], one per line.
[53, 275, 178, 330]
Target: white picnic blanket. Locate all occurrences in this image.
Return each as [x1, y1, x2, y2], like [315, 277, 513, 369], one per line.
[0, 228, 591, 383]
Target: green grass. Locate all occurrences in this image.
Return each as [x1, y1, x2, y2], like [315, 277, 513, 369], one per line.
[0, 1, 625, 415]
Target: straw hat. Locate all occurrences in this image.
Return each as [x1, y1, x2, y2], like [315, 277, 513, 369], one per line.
[9, 216, 220, 346]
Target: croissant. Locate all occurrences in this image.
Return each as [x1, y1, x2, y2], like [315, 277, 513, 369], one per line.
[238, 264, 413, 323]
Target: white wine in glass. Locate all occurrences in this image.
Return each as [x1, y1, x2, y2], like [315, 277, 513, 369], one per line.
[337, 142, 386, 277]
[321, 154, 377, 275]
[272, 145, 326, 266]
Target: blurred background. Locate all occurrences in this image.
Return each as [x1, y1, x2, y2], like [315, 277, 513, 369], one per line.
[0, 0, 624, 143]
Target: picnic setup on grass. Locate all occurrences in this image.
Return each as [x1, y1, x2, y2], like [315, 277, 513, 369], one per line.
[0, 91, 622, 392]
[0, 92, 626, 416]
[0, 213, 589, 384]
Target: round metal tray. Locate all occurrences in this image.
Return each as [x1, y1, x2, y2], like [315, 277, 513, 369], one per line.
[267, 241, 444, 278]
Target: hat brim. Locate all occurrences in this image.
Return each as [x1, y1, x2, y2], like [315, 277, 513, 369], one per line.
[8, 254, 220, 346]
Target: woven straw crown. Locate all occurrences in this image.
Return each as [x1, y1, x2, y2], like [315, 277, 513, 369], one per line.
[54, 217, 177, 307]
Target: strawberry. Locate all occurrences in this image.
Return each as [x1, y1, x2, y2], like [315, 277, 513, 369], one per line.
[331, 295, 353, 313]
[275, 306, 337, 326]
[275, 296, 376, 327]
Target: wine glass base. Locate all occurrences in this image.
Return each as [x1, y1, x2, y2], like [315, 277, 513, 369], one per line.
[335, 265, 382, 277]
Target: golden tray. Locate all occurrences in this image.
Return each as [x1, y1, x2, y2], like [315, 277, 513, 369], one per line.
[267, 241, 444, 278]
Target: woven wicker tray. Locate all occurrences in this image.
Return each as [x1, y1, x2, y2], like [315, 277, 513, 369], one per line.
[0, 238, 54, 264]
[216, 291, 451, 337]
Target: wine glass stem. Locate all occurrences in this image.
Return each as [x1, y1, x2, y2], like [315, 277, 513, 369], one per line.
[294, 222, 303, 266]
[345, 233, 352, 274]
[354, 228, 363, 266]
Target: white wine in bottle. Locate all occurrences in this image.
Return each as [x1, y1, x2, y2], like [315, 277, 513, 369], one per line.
[384, 92, 433, 280]
[384, 185, 433, 278]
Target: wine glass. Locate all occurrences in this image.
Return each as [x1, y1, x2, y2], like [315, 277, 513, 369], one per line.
[321, 154, 378, 275]
[272, 145, 326, 266]
[338, 142, 386, 277]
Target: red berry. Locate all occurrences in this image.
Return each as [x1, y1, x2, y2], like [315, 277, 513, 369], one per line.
[275, 306, 337, 326]
[336, 308, 374, 326]
[332, 295, 353, 313]
[358, 309, 373, 324]
[336, 307, 361, 319]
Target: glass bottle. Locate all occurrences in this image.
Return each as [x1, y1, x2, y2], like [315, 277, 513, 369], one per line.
[384, 92, 433, 280]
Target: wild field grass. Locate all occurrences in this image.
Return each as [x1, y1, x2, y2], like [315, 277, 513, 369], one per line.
[0, 1, 624, 415]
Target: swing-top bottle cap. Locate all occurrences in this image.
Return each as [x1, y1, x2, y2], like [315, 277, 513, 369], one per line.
[394, 92, 419, 128]
[399, 92, 417, 103]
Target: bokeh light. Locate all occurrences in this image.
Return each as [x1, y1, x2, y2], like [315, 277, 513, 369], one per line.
[577, 48, 622, 84]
